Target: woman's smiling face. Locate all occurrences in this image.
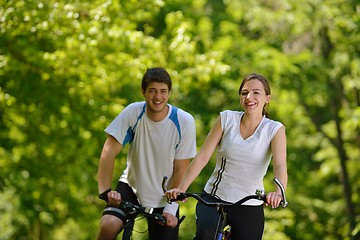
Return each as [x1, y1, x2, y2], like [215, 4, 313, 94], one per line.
[239, 79, 270, 114]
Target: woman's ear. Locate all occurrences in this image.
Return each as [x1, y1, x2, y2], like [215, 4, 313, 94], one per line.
[266, 95, 271, 103]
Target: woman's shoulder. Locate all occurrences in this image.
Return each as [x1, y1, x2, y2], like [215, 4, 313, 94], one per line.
[220, 109, 243, 116]
[261, 117, 285, 137]
[219, 110, 243, 129]
[220, 110, 243, 120]
[263, 117, 284, 127]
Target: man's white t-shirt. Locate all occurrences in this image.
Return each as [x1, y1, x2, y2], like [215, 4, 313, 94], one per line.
[105, 101, 197, 208]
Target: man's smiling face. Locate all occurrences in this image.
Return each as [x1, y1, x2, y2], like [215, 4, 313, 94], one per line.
[142, 82, 171, 120]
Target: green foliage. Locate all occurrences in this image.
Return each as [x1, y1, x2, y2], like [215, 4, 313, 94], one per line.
[0, 0, 359, 239]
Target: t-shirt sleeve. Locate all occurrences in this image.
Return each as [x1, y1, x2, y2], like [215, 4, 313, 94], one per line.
[220, 110, 237, 133]
[269, 121, 285, 140]
[220, 110, 229, 130]
[104, 103, 138, 146]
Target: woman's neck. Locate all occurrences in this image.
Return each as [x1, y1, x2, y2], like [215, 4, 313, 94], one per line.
[241, 112, 263, 127]
[240, 113, 263, 139]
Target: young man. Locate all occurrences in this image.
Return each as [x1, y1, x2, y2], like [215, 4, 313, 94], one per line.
[97, 67, 197, 240]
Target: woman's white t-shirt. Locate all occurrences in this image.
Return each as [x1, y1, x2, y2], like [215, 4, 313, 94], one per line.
[204, 110, 284, 205]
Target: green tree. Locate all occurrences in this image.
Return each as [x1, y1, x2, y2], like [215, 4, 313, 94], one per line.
[0, 0, 358, 239]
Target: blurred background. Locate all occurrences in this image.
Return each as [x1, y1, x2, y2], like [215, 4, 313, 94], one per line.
[0, 0, 359, 239]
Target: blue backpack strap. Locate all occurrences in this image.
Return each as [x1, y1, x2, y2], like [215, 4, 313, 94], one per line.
[122, 103, 146, 146]
[169, 106, 181, 149]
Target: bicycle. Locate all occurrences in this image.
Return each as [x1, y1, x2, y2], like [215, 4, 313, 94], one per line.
[99, 191, 167, 240]
[163, 176, 288, 240]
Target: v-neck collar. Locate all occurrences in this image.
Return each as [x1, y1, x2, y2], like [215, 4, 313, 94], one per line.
[239, 113, 265, 141]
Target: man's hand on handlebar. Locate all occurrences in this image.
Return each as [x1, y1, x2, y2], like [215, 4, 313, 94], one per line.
[107, 190, 121, 207]
[99, 189, 122, 207]
[161, 212, 178, 228]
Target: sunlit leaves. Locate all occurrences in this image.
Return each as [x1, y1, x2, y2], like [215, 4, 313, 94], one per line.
[0, 0, 359, 239]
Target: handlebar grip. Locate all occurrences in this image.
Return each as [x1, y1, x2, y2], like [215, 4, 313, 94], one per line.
[98, 188, 112, 202]
[175, 193, 187, 201]
[154, 214, 166, 224]
[168, 193, 187, 203]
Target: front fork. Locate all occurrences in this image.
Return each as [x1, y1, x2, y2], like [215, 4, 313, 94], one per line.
[215, 207, 227, 240]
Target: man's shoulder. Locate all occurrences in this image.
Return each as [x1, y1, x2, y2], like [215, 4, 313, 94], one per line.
[122, 101, 146, 114]
[117, 101, 146, 122]
[171, 105, 195, 121]
[126, 101, 146, 109]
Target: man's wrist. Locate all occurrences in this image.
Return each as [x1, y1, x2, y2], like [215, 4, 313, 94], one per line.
[163, 202, 179, 216]
[98, 188, 112, 201]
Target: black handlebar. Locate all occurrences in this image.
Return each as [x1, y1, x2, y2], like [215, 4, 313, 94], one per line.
[172, 192, 267, 207]
[120, 201, 166, 224]
[163, 176, 288, 209]
[99, 190, 166, 224]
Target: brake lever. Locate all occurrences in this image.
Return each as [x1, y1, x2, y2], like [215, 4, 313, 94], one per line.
[162, 176, 168, 193]
[273, 178, 288, 208]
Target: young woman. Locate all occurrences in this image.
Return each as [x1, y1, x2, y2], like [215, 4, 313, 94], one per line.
[165, 73, 288, 240]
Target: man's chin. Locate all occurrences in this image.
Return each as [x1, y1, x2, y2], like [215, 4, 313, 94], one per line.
[148, 105, 166, 113]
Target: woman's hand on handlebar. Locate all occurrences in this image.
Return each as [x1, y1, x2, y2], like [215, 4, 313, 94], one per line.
[164, 188, 185, 202]
[107, 190, 122, 207]
[265, 191, 283, 209]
